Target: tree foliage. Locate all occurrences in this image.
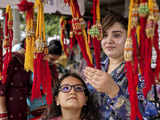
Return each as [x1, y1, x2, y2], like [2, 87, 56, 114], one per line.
[44, 14, 60, 37]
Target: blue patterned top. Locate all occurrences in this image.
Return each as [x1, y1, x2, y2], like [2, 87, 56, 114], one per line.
[87, 56, 159, 120]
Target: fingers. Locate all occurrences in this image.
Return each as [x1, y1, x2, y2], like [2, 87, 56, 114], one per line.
[83, 67, 103, 87]
[83, 67, 103, 77]
[87, 78, 97, 89]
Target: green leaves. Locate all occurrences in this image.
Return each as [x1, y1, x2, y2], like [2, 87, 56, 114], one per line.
[44, 14, 60, 37]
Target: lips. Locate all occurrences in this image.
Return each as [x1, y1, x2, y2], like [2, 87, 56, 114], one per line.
[67, 96, 77, 101]
[106, 46, 115, 49]
[105, 46, 116, 51]
[103, 44, 115, 48]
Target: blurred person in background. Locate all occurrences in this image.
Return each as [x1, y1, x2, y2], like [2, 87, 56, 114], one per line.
[0, 38, 32, 120]
[27, 39, 63, 120]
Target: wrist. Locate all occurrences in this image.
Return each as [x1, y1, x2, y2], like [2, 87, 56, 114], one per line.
[108, 84, 119, 98]
[0, 112, 8, 120]
[0, 97, 7, 113]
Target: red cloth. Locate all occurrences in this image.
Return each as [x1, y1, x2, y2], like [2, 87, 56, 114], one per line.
[0, 52, 31, 120]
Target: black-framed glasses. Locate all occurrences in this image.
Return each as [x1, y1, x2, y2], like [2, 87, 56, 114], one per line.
[59, 84, 85, 93]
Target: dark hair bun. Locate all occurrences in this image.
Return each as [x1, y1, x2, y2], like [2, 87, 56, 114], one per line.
[48, 40, 62, 56]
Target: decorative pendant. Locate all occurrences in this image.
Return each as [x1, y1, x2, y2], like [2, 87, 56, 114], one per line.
[124, 37, 133, 62]
[151, 47, 157, 69]
[158, 21, 160, 50]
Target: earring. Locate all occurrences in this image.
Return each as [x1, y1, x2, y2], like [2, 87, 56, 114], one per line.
[56, 102, 60, 106]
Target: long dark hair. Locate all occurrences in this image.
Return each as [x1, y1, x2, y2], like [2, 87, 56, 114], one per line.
[42, 72, 101, 120]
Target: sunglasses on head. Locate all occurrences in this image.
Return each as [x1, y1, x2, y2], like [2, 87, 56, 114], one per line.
[59, 84, 85, 93]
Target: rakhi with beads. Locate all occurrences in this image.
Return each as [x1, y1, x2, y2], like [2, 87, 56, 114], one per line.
[69, 20, 76, 51]
[17, 0, 35, 72]
[143, 0, 160, 96]
[152, 0, 160, 84]
[2, 5, 13, 84]
[0, 22, 3, 80]
[31, 0, 52, 105]
[87, 21, 92, 48]
[125, 0, 160, 119]
[124, 0, 143, 119]
[138, 0, 149, 89]
[64, 0, 93, 67]
[60, 16, 69, 56]
[88, 0, 102, 69]
[139, 0, 152, 99]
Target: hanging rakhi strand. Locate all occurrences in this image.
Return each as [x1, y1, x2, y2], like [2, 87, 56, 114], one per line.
[17, 0, 35, 72]
[0, 21, 3, 80]
[142, 0, 155, 97]
[2, 5, 13, 84]
[124, 0, 143, 119]
[69, 20, 76, 50]
[64, 0, 93, 67]
[60, 16, 69, 56]
[149, 0, 160, 86]
[138, 0, 149, 78]
[31, 0, 53, 105]
[88, 0, 102, 69]
[125, 0, 160, 119]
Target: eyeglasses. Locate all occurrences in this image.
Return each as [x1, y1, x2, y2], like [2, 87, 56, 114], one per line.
[59, 84, 85, 93]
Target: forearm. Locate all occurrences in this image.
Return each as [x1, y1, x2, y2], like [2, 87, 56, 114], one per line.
[0, 96, 7, 113]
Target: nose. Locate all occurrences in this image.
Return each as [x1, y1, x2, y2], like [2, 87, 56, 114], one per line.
[102, 35, 113, 45]
[106, 35, 114, 44]
[70, 87, 76, 94]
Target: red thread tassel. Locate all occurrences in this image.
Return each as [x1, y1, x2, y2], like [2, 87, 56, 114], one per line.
[0, 22, 3, 78]
[92, 37, 101, 69]
[31, 54, 53, 105]
[125, 62, 143, 120]
[17, 0, 34, 21]
[139, 17, 146, 77]
[92, 0, 101, 69]
[76, 35, 93, 67]
[2, 13, 13, 84]
[143, 37, 152, 97]
[87, 21, 92, 48]
[153, 24, 160, 81]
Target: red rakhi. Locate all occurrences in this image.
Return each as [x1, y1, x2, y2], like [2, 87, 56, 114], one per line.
[0, 21, 3, 80]
[69, 20, 76, 51]
[31, 0, 52, 105]
[17, 0, 34, 21]
[60, 17, 69, 56]
[64, 0, 93, 67]
[2, 5, 13, 84]
[124, 0, 143, 119]
[89, 0, 102, 69]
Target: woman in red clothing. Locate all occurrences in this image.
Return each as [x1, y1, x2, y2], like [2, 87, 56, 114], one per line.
[0, 39, 32, 120]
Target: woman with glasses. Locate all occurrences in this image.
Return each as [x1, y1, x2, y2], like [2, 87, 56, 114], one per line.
[41, 72, 101, 120]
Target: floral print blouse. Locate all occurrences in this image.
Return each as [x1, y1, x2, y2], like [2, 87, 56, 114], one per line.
[87, 56, 159, 120]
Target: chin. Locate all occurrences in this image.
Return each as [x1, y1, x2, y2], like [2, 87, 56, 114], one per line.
[106, 53, 115, 57]
[64, 104, 81, 109]
[66, 101, 80, 106]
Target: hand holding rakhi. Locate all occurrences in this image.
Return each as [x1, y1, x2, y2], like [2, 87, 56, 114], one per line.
[83, 67, 119, 98]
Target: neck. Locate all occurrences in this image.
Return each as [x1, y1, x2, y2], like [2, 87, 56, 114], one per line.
[61, 108, 81, 120]
[108, 56, 124, 74]
[109, 56, 124, 65]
